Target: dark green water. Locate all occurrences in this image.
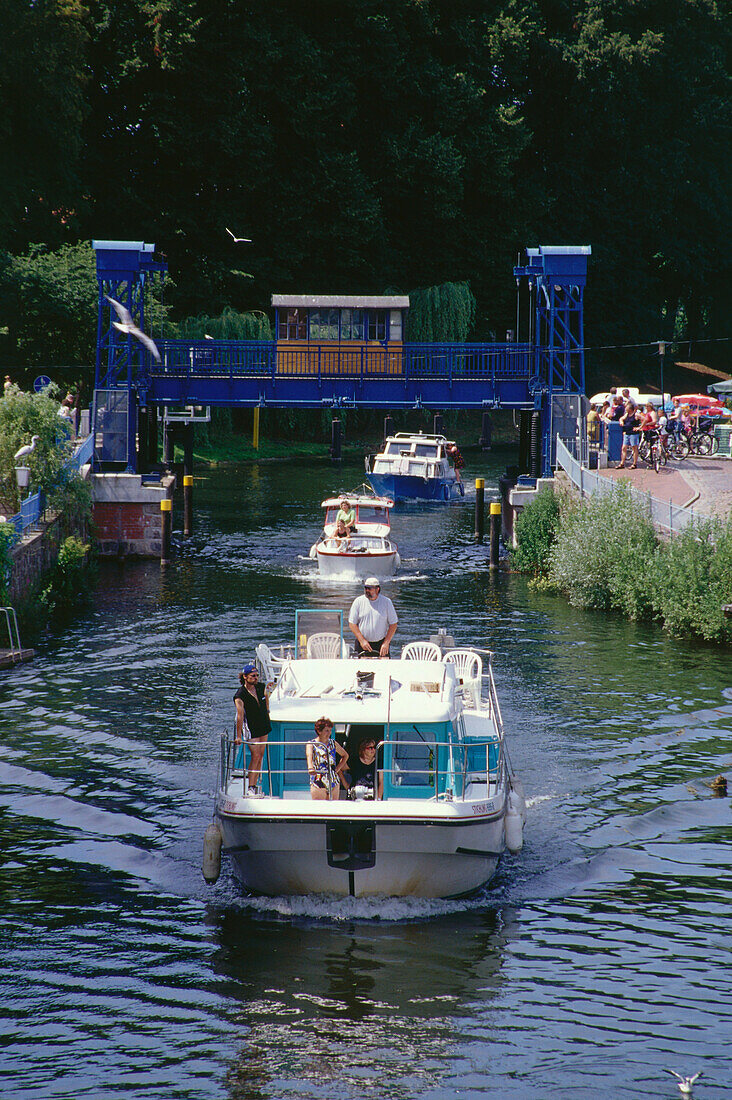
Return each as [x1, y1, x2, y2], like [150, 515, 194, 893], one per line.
[1, 453, 731, 1099]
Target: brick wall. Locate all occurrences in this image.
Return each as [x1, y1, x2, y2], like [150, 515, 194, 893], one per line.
[93, 500, 163, 557]
[8, 513, 86, 605]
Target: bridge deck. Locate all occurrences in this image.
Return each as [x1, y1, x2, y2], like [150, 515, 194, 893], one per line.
[145, 340, 537, 409]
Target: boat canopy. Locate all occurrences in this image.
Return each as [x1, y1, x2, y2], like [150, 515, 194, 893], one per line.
[272, 657, 458, 725]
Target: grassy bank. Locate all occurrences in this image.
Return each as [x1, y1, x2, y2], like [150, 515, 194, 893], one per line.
[512, 484, 732, 645]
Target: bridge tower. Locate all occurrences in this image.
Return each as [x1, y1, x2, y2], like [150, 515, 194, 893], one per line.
[514, 245, 591, 475]
[92, 240, 167, 470]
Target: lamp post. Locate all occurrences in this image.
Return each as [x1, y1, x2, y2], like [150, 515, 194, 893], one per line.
[657, 341, 666, 413]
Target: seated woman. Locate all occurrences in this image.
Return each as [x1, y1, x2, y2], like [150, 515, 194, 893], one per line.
[336, 498, 356, 534]
[343, 737, 383, 800]
[333, 519, 351, 550]
[306, 717, 348, 800]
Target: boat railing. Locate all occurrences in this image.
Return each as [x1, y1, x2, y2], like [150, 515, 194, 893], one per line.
[219, 734, 503, 802]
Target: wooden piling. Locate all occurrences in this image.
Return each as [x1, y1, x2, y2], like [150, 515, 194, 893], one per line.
[161, 498, 172, 565]
[489, 500, 501, 570]
[474, 478, 485, 543]
[183, 475, 193, 537]
[331, 418, 342, 462]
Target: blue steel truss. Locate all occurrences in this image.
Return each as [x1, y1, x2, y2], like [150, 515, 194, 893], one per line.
[514, 245, 591, 473]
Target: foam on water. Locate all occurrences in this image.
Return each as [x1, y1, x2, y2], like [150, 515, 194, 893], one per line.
[236, 891, 487, 923]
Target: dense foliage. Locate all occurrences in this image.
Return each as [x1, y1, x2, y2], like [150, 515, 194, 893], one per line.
[0, 0, 727, 383]
[513, 484, 732, 645]
[0, 384, 91, 518]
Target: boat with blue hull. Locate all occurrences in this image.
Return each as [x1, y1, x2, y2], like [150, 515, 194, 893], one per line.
[366, 432, 466, 502]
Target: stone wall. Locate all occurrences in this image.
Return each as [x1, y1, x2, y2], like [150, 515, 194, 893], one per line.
[8, 513, 86, 605]
[92, 473, 175, 557]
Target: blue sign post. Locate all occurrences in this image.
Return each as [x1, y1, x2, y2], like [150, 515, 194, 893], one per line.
[33, 375, 51, 393]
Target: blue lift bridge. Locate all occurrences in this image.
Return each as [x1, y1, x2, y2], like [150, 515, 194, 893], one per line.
[92, 241, 591, 476]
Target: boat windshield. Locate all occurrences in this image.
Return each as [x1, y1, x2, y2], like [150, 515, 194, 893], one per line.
[413, 443, 438, 457]
[357, 506, 388, 523]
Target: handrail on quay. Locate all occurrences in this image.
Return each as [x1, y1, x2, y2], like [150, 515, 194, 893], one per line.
[555, 436, 698, 535]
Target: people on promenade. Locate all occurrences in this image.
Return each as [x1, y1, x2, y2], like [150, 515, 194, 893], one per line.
[639, 401, 658, 434]
[610, 396, 625, 420]
[234, 663, 272, 796]
[618, 401, 641, 468]
[348, 578, 398, 657]
[587, 404, 600, 443]
[306, 716, 348, 800]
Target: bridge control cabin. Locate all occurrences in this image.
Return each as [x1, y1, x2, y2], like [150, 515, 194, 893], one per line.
[272, 294, 409, 376]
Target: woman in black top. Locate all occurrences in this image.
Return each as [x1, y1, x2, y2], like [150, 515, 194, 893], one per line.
[345, 737, 383, 800]
[234, 663, 272, 796]
[618, 401, 641, 469]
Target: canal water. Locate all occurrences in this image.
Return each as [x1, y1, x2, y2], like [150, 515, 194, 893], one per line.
[2, 452, 731, 1099]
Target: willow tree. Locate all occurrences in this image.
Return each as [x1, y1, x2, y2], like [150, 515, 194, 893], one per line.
[175, 307, 272, 341]
[406, 281, 476, 343]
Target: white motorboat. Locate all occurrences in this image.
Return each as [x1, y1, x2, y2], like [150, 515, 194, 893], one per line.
[309, 488, 400, 579]
[214, 612, 524, 899]
[366, 432, 466, 502]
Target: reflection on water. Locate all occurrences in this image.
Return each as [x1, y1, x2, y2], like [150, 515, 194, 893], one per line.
[0, 453, 731, 1098]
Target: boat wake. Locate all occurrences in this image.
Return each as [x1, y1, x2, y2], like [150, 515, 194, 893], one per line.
[236, 892, 487, 923]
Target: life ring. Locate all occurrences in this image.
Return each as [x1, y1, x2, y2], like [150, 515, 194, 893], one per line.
[442, 484, 450, 501]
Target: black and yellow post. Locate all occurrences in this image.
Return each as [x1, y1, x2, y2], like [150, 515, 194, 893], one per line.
[489, 500, 501, 570]
[161, 498, 172, 566]
[183, 475, 193, 537]
[474, 477, 485, 543]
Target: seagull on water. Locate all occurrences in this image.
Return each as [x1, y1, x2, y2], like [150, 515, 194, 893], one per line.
[226, 228, 252, 243]
[105, 296, 161, 363]
[667, 1070, 702, 1097]
[14, 435, 40, 461]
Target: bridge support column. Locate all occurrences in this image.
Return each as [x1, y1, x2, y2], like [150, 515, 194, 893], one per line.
[330, 418, 342, 462]
[479, 411, 492, 451]
[530, 412, 542, 479]
[518, 411, 531, 473]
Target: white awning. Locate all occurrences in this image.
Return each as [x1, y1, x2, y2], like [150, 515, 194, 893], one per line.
[271, 294, 409, 309]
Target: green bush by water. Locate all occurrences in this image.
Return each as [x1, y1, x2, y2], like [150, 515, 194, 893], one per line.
[512, 485, 732, 645]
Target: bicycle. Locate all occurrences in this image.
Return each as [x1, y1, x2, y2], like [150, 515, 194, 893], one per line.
[638, 430, 667, 472]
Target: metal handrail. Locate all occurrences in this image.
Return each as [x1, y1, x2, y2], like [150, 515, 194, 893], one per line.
[1, 607, 22, 661]
[220, 734, 504, 802]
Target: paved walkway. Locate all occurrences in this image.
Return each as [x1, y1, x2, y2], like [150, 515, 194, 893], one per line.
[598, 456, 731, 519]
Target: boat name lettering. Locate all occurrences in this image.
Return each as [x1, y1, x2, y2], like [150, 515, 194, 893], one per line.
[472, 801, 493, 815]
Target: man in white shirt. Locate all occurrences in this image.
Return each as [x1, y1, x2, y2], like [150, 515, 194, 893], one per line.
[348, 578, 398, 657]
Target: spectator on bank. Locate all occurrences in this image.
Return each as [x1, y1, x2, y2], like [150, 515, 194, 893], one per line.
[587, 404, 600, 443]
[611, 396, 625, 421]
[619, 401, 641, 468]
[639, 402, 658, 434]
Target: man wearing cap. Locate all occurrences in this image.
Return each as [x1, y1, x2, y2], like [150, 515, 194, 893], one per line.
[234, 663, 272, 796]
[348, 579, 398, 658]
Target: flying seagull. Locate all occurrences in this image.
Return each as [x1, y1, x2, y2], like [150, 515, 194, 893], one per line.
[667, 1071, 702, 1097]
[14, 435, 40, 462]
[105, 295, 161, 362]
[226, 228, 252, 243]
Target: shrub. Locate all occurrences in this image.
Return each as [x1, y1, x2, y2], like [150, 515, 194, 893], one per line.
[39, 535, 91, 620]
[548, 484, 658, 618]
[512, 486, 561, 576]
[652, 516, 732, 643]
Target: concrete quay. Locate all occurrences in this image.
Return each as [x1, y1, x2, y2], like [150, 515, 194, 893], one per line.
[92, 472, 175, 557]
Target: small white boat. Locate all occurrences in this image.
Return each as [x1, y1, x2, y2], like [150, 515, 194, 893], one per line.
[214, 612, 525, 899]
[309, 489, 400, 579]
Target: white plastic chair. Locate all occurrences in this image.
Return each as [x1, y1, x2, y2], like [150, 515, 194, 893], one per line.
[443, 649, 483, 683]
[255, 642, 287, 683]
[306, 632, 347, 659]
[401, 641, 442, 662]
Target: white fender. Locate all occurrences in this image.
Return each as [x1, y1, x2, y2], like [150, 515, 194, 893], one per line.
[510, 779, 527, 824]
[202, 822, 224, 883]
[506, 805, 521, 853]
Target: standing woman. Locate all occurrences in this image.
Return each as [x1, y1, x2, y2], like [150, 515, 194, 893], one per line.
[307, 717, 348, 801]
[234, 663, 272, 797]
[618, 401, 641, 469]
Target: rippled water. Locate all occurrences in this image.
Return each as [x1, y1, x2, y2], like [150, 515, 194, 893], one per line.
[2, 453, 731, 1099]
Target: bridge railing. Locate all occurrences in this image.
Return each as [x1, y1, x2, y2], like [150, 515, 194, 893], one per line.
[153, 340, 533, 382]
